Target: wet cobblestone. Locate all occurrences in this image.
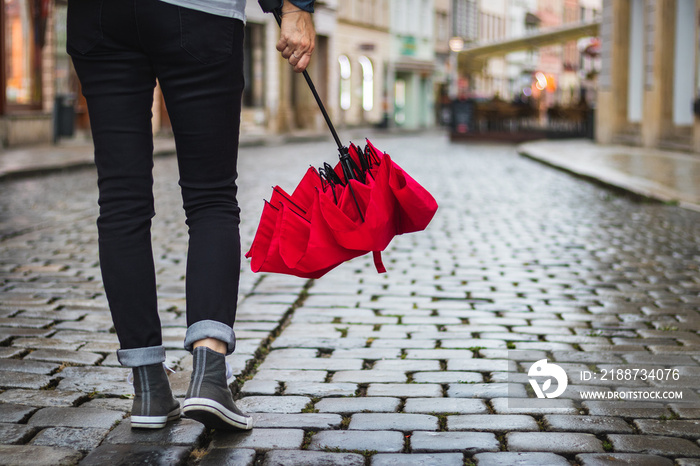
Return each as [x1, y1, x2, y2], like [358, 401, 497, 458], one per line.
[1, 134, 699, 463]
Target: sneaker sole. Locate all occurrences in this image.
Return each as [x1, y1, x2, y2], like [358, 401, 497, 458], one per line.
[131, 407, 181, 429]
[183, 398, 253, 430]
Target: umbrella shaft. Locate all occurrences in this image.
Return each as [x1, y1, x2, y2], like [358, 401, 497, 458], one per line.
[272, 10, 344, 151]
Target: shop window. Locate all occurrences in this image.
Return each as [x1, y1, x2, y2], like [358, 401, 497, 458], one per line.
[338, 54, 351, 110]
[4, 0, 46, 108]
[358, 56, 373, 112]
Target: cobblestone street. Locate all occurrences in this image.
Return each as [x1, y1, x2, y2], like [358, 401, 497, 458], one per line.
[1, 132, 699, 465]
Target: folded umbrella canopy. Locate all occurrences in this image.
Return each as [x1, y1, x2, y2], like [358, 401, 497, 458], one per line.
[245, 0, 438, 278]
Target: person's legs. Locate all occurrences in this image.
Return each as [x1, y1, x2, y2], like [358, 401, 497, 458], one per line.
[140, 1, 243, 357]
[68, 0, 163, 362]
[68, 0, 178, 428]
[135, 0, 251, 430]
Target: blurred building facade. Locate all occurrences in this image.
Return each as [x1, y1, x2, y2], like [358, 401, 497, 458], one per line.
[3, 0, 697, 152]
[596, 0, 699, 153]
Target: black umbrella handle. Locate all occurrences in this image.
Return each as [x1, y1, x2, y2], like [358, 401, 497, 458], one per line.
[262, 4, 344, 152]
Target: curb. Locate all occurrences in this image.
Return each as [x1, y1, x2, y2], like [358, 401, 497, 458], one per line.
[518, 142, 700, 214]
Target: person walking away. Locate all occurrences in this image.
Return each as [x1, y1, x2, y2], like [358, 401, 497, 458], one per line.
[66, 0, 315, 429]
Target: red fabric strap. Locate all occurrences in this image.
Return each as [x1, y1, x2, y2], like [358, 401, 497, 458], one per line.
[373, 251, 386, 273]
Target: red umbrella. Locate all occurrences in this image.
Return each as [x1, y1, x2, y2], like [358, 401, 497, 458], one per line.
[245, 0, 438, 278]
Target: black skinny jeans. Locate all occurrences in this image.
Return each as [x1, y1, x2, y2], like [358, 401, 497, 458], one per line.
[67, 0, 243, 352]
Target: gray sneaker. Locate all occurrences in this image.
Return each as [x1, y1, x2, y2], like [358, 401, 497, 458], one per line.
[130, 363, 181, 429]
[183, 346, 253, 430]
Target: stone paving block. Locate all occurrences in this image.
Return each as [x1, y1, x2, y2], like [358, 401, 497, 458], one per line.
[506, 432, 604, 454]
[0, 389, 84, 407]
[263, 450, 366, 466]
[82, 398, 133, 412]
[236, 396, 311, 413]
[56, 378, 132, 397]
[373, 360, 442, 371]
[575, 453, 674, 466]
[0, 317, 54, 328]
[478, 349, 548, 361]
[283, 382, 357, 397]
[0, 423, 38, 444]
[240, 380, 279, 396]
[332, 371, 407, 383]
[447, 383, 527, 398]
[31, 426, 109, 451]
[80, 444, 192, 465]
[440, 339, 508, 349]
[608, 434, 700, 458]
[366, 383, 443, 398]
[552, 351, 624, 364]
[0, 445, 83, 466]
[583, 401, 672, 418]
[27, 407, 124, 429]
[448, 414, 538, 432]
[211, 428, 304, 451]
[404, 398, 489, 414]
[369, 339, 436, 349]
[0, 348, 25, 358]
[307, 430, 404, 453]
[410, 431, 500, 453]
[371, 453, 463, 466]
[632, 420, 700, 439]
[104, 419, 205, 445]
[413, 371, 483, 384]
[349, 413, 438, 431]
[198, 448, 256, 466]
[404, 349, 473, 360]
[544, 415, 633, 434]
[11, 338, 82, 351]
[264, 349, 321, 361]
[0, 328, 54, 339]
[677, 459, 700, 466]
[0, 403, 37, 423]
[0, 370, 53, 389]
[258, 358, 363, 371]
[251, 413, 342, 430]
[252, 370, 327, 383]
[0, 359, 59, 374]
[330, 348, 402, 359]
[25, 349, 102, 365]
[473, 452, 571, 466]
[671, 404, 700, 419]
[490, 397, 577, 415]
[80, 341, 121, 352]
[315, 397, 401, 413]
[513, 342, 575, 351]
[271, 337, 368, 350]
[478, 333, 541, 342]
[447, 359, 518, 372]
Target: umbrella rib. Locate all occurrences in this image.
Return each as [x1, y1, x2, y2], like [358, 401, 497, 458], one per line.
[273, 187, 308, 216]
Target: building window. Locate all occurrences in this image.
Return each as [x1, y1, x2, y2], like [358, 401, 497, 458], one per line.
[358, 56, 373, 111]
[5, 0, 43, 107]
[338, 55, 351, 110]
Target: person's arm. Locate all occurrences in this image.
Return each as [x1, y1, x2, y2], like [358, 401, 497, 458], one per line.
[276, 0, 315, 73]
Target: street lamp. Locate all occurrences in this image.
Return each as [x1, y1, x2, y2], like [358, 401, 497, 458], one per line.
[448, 37, 465, 100]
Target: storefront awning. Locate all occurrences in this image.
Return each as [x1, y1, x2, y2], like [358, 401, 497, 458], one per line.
[458, 20, 601, 73]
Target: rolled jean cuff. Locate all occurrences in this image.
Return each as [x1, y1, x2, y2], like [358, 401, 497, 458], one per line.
[116, 345, 166, 367]
[184, 320, 236, 355]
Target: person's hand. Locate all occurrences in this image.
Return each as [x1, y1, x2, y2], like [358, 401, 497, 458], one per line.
[276, 3, 315, 73]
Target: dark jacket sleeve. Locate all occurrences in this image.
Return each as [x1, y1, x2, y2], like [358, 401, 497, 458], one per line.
[287, 0, 314, 12]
